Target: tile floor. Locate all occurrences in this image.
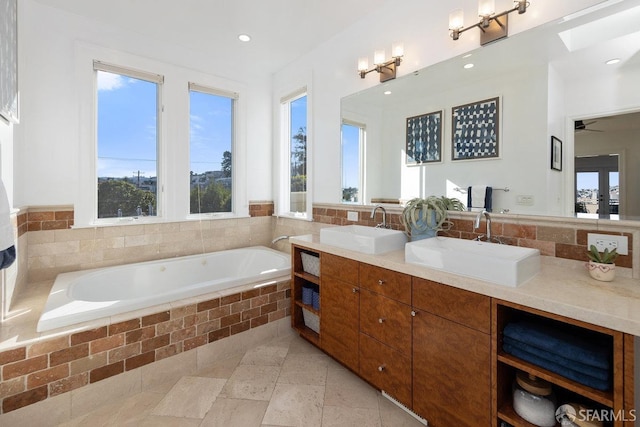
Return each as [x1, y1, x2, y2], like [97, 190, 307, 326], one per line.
[55, 333, 425, 427]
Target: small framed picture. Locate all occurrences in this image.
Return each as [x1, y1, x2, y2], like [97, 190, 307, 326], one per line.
[406, 110, 442, 165]
[551, 136, 562, 171]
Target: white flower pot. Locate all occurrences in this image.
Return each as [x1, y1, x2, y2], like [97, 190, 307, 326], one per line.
[587, 261, 616, 282]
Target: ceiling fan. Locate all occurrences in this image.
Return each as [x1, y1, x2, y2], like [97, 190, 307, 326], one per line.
[575, 120, 603, 132]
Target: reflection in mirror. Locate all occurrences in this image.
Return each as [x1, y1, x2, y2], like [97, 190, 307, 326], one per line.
[574, 111, 640, 220]
[340, 0, 640, 221]
[341, 121, 364, 203]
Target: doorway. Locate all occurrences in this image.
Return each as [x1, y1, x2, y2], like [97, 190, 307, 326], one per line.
[575, 155, 619, 218]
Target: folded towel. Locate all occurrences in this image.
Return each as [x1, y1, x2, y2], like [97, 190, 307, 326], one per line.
[503, 321, 610, 370]
[467, 185, 492, 212]
[503, 336, 610, 382]
[503, 342, 610, 391]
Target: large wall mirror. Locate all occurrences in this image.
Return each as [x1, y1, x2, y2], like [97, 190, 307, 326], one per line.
[341, 0, 640, 221]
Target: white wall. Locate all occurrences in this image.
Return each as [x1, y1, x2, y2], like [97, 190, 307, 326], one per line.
[272, 0, 605, 205]
[14, 0, 273, 219]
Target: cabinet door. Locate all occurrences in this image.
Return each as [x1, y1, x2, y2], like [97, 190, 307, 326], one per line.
[359, 333, 412, 407]
[321, 276, 359, 371]
[413, 310, 491, 427]
[360, 289, 412, 354]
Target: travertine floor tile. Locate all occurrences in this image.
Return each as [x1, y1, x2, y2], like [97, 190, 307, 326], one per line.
[220, 364, 280, 400]
[151, 376, 226, 419]
[199, 398, 268, 427]
[324, 367, 380, 409]
[322, 405, 382, 427]
[261, 383, 325, 427]
[277, 353, 330, 386]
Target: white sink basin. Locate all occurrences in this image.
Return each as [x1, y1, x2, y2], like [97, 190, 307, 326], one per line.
[405, 237, 540, 287]
[320, 225, 407, 255]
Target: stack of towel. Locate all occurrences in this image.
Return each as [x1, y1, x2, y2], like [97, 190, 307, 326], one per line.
[503, 321, 611, 391]
[467, 185, 492, 212]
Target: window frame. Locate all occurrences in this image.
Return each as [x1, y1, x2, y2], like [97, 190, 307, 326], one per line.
[92, 60, 164, 225]
[278, 87, 312, 220]
[187, 82, 239, 219]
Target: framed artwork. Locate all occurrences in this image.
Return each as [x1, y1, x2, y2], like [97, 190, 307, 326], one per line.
[406, 110, 442, 165]
[551, 136, 562, 171]
[451, 97, 499, 160]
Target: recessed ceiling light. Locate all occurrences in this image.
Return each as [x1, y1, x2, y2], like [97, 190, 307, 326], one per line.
[238, 34, 251, 42]
[605, 58, 620, 65]
[464, 63, 474, 69]
[384, 90, 392, 95]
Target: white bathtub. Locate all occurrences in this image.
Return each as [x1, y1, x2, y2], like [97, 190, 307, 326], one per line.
[37, 246, 291, 332]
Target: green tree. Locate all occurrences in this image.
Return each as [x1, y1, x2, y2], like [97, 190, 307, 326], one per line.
[221, 151, 232, 178]
[342, 187, 359, 203]
[291, 126, 307, 193]
[98, 180, 156, 218]
[190, 182, 231, 214]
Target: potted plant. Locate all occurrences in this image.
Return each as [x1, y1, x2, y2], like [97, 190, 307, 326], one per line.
[400, 196, 466, 241]
[586, 244, 618, 282]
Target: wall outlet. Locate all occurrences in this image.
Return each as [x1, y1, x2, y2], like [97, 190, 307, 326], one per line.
[587, 233, 628, 255]
[347, 211, 359, 221]
[516, 195, 534, 206]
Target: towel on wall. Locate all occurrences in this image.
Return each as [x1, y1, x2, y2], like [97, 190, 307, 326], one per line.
[467, 185, 493, 212]
[0, 178, 15, 270]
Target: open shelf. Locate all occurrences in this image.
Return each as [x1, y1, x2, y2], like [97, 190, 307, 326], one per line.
[497, 352, 613, 407]
[498, 403, 560, 427]
[294, 271, 319, 285]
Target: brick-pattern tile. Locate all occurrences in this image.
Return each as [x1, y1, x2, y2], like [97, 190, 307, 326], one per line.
[249, 202, 274, 217]
[26, 210, 73, 231]
[0, 279, 290, 414]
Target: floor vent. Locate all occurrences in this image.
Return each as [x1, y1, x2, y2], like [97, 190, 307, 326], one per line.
[381, 390, 428, 426]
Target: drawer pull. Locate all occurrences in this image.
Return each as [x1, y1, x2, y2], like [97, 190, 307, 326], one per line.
[378, 279, 385, 285]
[411, 310, 417, 317]
[378, 364, 386, 372]
[352, 288, 358, 293]
[378, 317, 385, 323]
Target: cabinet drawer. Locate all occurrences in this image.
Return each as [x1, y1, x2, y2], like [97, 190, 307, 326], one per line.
[412, 277, 491, 334]
[360, 289, 412, 354]
[321, 252, 359, 284]
[359, 333, 412, 407]
[359, 263, 411, 304]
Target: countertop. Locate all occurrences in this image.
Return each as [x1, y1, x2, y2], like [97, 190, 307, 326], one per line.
[291, 234, 640, 337]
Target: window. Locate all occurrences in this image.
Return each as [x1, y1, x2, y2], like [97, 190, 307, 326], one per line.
[280, 90, 308, 216]
[341, 121, 365, 203]
[94, 61, 162, 219]
[189, 83, 236, 215]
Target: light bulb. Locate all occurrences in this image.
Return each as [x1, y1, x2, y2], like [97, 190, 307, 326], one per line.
[449, 8, 464, 30]
[374, 50, 386, 65]
[478, 0, 495, 17]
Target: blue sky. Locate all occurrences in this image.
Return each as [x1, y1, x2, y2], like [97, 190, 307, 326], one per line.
[341, 124, 360, 190]
[97, 71, 232, 178]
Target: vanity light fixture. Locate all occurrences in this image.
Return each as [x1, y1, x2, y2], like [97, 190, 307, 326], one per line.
[449, 0, 529, 46]
[358, 43, 404, 82]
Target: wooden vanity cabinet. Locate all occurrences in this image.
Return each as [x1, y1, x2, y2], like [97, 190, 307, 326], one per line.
[358, 264, 413, 405]
[412, 277, 492, 427]
[320, 253, 360, 372]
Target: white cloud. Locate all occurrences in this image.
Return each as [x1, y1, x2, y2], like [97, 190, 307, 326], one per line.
[97, 72, 125, 91]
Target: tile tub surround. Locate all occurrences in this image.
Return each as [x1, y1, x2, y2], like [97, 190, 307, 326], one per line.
[0, 278, 290, 414]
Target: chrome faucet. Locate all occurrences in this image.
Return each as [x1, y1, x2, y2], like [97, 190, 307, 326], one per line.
[370, 205, 388, 228]
[271, 235, 290, 244]
[474, 210, 492, 241]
